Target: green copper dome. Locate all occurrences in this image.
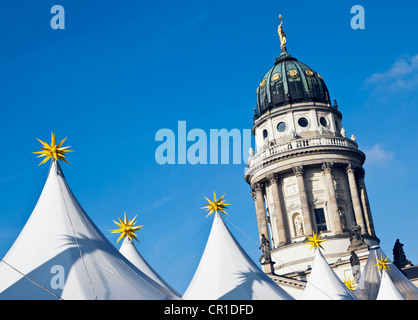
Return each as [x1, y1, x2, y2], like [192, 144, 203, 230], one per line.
[256, 51, 330, 117]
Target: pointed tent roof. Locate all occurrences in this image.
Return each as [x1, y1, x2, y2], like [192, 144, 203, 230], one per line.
[119, 237, 181, 298]
[302, 248, 356, 300]
[376, 269, 405, 300]
[0, 161, 178, 300]
[183, 212, 294, 300]
[355, 245, 418, 300]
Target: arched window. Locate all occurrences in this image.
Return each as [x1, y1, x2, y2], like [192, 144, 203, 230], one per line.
[263, 129, 268, 139]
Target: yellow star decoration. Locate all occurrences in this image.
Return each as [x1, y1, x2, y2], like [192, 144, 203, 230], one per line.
[305, 231, 326, 251]
[33, 132, 74, 166]
[343, 277, 356, 292]
[110, 213, 144, 244]
[374, 255, 392, 271]
[201, 191, 230, 218]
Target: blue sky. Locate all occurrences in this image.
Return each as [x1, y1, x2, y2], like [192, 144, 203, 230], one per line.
[0, 0, 418, 295]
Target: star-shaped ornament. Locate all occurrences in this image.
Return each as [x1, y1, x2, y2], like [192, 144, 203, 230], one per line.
[305, 231, 326, 251]
[33, 132, 74, 166]
[201, 191, 230, 218]
[343, 277, 356, 292]
[375, 255, 392, 271]
[110, 213, 144, 244]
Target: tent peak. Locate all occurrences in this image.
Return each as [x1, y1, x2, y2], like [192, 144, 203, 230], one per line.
[48, 160, 65, 179]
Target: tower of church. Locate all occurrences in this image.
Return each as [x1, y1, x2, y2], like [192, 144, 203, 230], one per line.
[244, 16, 380, 285]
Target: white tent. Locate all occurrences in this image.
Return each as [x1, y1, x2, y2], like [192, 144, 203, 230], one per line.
[183, 212, 293, 300]
[376, 269, 405, 300]
[355, 245, 418, 300]
[302, 248, 356, 300]
[119, 237, 181, 298]
[0, 161, 179, 300]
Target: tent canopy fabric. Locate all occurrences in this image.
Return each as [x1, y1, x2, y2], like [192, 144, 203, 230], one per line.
[302, 248, 356, 300]
[119, 237, 181, 298]
[183, 212, 294, 300]
[376, 269, 405, 300]
[355, 245, 418, 300]
[0, 161, 179, 300]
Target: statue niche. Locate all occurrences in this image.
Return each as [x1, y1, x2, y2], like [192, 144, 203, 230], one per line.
[293, 213, 304, 237]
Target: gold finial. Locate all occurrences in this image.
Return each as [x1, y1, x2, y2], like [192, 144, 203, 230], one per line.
[33, 132, 74, 166]
[201, 191, 230, 218]
[278, 14, 287, 51]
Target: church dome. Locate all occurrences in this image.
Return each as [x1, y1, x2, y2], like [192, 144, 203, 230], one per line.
[256, 51, 330, 117]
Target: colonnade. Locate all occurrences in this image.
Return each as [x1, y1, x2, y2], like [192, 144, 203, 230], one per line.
[250, 162, 375, 249]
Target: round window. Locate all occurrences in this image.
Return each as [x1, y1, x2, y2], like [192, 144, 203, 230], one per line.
[263, 129, 268, 139]
[319, 116, 328, 127]
[277, 122, 287, 132]
[298, 117, 309, 127]
[305, 69, 314, 76]
[288, 69, 298, 77]
[271, 73, 281, 82]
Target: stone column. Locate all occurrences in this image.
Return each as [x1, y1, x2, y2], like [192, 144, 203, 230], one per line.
[341, 172, 356, 229]
[293, 165, 313, 235]
[251, 183, 270, 244]
[251, 183, 275, 274]
[346, 163, 367, 234]
[266, 173, 287, 246]
[322, 162, 343, 234]
[358, 169, 375, 236]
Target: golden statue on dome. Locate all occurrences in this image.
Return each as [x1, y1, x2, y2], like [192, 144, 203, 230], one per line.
[278, 14, 287, 51]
